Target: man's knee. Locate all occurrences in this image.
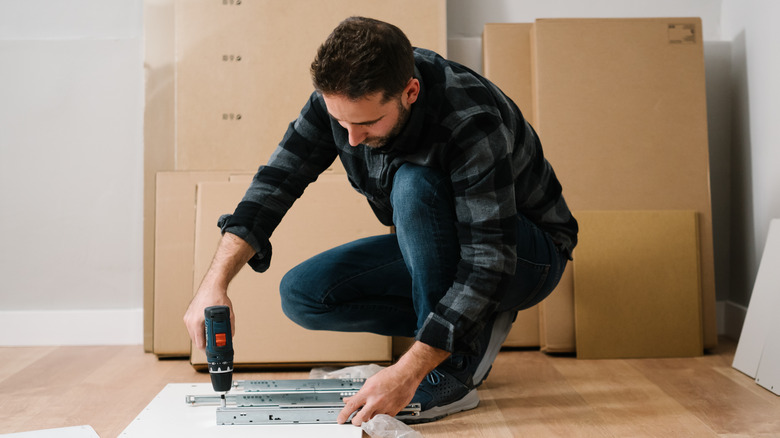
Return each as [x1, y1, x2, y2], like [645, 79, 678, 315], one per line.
[392, 164, 439, 200]
[391, 164, 451, 225]
[279, 267, 325, 330]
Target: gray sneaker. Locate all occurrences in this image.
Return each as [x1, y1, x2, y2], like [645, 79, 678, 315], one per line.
[398, 310, 516, 423]
[471, 310, 516, 386]
[398, 368, 480, 423]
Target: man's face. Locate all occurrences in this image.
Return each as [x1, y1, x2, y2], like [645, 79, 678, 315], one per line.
[322, 79, 419, 148]
[323, 92, 408, 148]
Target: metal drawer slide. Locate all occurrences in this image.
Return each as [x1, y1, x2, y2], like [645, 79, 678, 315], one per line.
[185, 378, 421, 425]
[185, 391, 353, 406]
[216, 403, 421, 425]
[232, 378, 365, 392]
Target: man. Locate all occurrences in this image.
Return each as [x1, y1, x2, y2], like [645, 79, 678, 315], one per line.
[184, 16, 577, 426]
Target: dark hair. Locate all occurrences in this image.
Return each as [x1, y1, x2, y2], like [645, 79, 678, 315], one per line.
[311, 17, 414, 102]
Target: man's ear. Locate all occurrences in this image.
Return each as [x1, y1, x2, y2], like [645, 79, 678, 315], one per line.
[403, 78, 420, 106]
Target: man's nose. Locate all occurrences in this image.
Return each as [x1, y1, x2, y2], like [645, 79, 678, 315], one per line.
[347, 125, 367, 147]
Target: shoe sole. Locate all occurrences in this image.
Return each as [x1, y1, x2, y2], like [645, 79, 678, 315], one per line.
[397, 389, 480, 424]
[473, 310, 515, 385]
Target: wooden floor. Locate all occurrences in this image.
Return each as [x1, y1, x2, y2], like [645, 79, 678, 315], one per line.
[1, 337, 778, 437]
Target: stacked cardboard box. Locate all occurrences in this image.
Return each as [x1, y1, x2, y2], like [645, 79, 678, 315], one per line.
[144, 0, 448, 365]
[172, 0, 447, 171]
[153, 171, 251, 356]
[481, 24, 545, 348]
[574, 210, 703, 359]
[189, 176, 394, 367]
[483, 18, 715, 357]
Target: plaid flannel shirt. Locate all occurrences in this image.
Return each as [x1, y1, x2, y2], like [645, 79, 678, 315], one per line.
[220, 48, 578, 355]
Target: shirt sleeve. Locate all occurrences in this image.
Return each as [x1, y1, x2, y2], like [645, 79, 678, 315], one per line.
[414, 110, 520, 356]
[219, 93, 338, 272]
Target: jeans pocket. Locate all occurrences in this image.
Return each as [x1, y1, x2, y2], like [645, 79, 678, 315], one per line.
[500, 257, 551, 312]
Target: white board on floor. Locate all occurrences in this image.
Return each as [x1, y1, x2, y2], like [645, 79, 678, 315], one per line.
[119, 383, 361, 438]
[733, 219, 780, 379]
[756, 315, 780, 395]
[0, 426, 99, 438]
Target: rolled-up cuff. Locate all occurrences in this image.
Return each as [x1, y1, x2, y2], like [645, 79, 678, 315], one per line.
[218, 214, 272, 273]
[415, 312, 456, 354]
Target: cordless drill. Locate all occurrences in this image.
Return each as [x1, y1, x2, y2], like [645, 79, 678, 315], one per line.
[204, 306, 234, 404]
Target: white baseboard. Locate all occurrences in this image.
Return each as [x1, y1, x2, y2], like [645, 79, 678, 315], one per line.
[0, 308, 143, 346]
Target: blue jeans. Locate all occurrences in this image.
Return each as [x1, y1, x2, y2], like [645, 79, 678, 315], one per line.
[280, 164, 567, 341]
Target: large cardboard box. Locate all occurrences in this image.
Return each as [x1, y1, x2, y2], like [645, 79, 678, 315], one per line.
[154, 171, 252, 357]
[483, 23, 574, 350]
[538, 265, 576, 353]
[174, 0, 447, 171]
[482, 23, 535, 124]
[483, 19, 716, 352]
[190, 176, 392, 367]
[143, 0, 448, 352]
[573, 211, 703, 359]
[143, 0, 176, 351]
[532, 18, 716, 349]
[482, 23, 541, 348]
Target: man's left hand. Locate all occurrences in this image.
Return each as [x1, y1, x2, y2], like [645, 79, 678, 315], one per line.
[337, 341, 451, 425]
[337, 363, 418, 425]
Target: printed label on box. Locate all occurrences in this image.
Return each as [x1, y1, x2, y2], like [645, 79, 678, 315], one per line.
[668, 24, 696, 44]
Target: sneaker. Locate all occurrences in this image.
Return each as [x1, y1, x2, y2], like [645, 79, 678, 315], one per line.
[397, 310, 517, 423]
[471, 310, 516, 386]
[397, 368, 481, 423]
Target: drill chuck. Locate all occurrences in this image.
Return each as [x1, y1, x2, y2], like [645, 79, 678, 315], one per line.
[204, 305, 234, 393]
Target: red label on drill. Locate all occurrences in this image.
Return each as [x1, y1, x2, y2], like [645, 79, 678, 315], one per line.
[215, 333, 227, 347]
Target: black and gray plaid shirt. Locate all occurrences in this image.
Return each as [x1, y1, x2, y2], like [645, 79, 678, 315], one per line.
[221, 48, 578, 355]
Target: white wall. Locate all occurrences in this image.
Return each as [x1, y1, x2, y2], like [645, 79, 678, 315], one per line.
[0, 0, 773, 344]
[0, 0, 144, 344]
[720, 0, 780, 314]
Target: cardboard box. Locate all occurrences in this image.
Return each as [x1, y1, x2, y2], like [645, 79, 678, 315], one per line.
[174, 0, 447, 171]
[538, 264, 576, 353]
[142, 0, 176, 351]
[503, 307, 540, 347]
[482, 23, 535, 124]
[153, 171, 252, 357]
[189, 175, 392, 367]
[531, 18, 716, 349]
[483, 19, 716, 352]
[143, 0, 448, 351]
[482, 23, 537, 348]
[573, 211, 703, 359]
[483, 23, 573, 350]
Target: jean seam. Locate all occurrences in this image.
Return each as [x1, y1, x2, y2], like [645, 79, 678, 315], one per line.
[320, 301, 415, 315]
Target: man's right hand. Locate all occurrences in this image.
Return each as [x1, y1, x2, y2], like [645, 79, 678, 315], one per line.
[182, 232, 255, 350]
[183, 282, 235, 351]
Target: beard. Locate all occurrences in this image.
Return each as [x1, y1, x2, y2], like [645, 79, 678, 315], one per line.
[362, 100, 411, 148]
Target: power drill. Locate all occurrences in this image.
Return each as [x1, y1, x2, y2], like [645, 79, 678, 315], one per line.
[204, 305, 234, 405]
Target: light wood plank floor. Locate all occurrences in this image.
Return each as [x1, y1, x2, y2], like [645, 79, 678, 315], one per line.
[1, 337, 778, 437]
